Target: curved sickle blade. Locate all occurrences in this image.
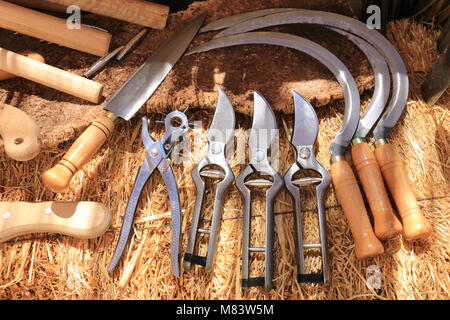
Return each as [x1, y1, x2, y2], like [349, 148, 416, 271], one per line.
[328, 28, 391, 139]
[211, 9, 408, 140]
[187, 31, 360, 157]
[159, 161, 182, 277]
[199, 8, 297, 33]
[108, 158, 153, 271]
[291, 89, 318, 147]
[207, 88, 235, 145]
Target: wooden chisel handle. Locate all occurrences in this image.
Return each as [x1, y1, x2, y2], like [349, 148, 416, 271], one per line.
[0, 47, 103, 103]
[0, 51, 44, 81]
[351, 140, 403, 239]
[45, 0, 170, 29]
[0, 103, 41, 161]
[41, 113, 115, 193]
[0, 0, 111, 57]
[375, 142, 432, 241]
[330, 158, 384, 259]
[0, 201, 111, 243]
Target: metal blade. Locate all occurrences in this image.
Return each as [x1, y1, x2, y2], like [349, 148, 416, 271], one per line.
[104, 14, 206, 120]
[291, 89, 318, 147]
[328, 28, 391, 140]
[210, 9, 408, 141]
[187, 31, 360, 157]
[248, 90, 278, 156]
[199, 8, 296, 33]
[207, 88, 235, 145]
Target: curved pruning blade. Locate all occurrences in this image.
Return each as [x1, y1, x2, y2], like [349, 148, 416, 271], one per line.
[207, 88, 235, 146]
[291, 89, 318, 147]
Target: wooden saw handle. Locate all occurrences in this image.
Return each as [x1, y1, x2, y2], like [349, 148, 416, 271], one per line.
[45, 0, 170, 29]
[351, 141, 403, 239]
[330, 159, 384, 259]
[0, 103, 41, 161]
[0, 201, 111, 242]
[0, 51, 44, 81]
[41, 113, 115, 193]
[0, 47, 103, 103]
[375, 142, 432, 241]
[0, 0, 111, 56]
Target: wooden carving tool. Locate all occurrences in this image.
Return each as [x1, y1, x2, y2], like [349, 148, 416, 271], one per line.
[0, 47, 103, 103]
[44, 0, 169, 29]
[0, 0, 111, 56]
[0, 103, 41, 161]
[0, 201, 111, 242]
[0, 50, 44, 81]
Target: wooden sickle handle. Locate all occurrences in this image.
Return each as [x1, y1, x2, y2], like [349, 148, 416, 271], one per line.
[375, 142, 432, 241]
[0, 201, 111, 243]
[351, 141, 403, 239]
[330, 158, 384, 259]
[41, 113, 115, 193]
[0, 103, 41, 161]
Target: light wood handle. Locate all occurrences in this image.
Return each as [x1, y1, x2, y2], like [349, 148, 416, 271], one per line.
[352, 141, 403, 239]
[5, 0, 68, 13]
[45, 0, 170, 29]
[0, 51, 44, 81]
[0, 201, 111, 242]
[0, 47, 103, 103]
[0, 0, 111, 56]
[330, 159, 384, 259]
[41, 114, 115, 193]
[0, 103, 41, 161]
[375, 143, 432, 241]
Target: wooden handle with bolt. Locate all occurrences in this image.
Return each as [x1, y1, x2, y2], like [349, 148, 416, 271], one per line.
[45, 0, 170, 29]
[351, 140, 403, 239]
[0, 103, 41, 161]
[0, 47, 103, 103]
[374, 142, 432, 241]
[0, 201, 111, 243]
[0, 0, 111, 56]
[0, 51, 44, 81]
[41, 113, 116, 193]
[330, 158, 384, 259]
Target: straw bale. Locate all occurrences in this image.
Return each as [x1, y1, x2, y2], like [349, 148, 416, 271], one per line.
[0, 19, 449, 300]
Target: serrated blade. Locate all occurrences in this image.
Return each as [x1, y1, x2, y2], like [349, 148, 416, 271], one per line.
[104, 14, 205, 120]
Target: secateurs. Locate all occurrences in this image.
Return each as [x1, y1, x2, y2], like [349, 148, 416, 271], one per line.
[108, 109, 190, 277]
[184, 88, 236, 272]
[284, 90, 331, 286]
[236, 91, 284, 291]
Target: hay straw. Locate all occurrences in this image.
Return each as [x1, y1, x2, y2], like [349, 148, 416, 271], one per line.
[0, 19, 448, 300]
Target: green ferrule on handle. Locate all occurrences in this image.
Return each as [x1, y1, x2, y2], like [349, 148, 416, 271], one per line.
[375, 138, 388, 147]
[351, 137, 365, 146]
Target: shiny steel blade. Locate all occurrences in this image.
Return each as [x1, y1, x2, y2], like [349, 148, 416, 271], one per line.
[211, 9, 408, 141]
[199, 8, 296, 33]
[291, 89, 318, 147]
[187, 31, 360, 157]
[207, 88, 235, 145]
[328, 28, 391, 139]
[104, 14, 206, 120]
[248, 90, 278, 154]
